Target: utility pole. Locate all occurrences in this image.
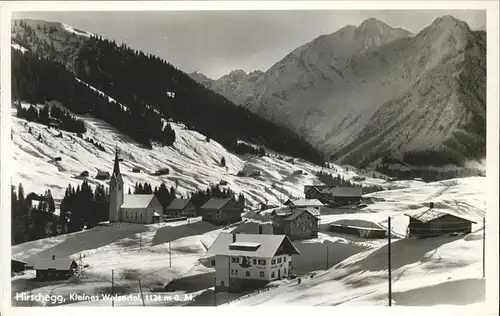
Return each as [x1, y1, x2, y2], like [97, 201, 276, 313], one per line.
[388, 216, 392, 307]
[483, 217, 486, 279]
[326, 245, 329, 269]
[111, 269, 114, 307]
[138, 279, 145, 306]
[213, 278, 217, 306]
[169, 241, 172, 267]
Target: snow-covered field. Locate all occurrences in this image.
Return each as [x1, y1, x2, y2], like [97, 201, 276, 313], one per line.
[10, 101, 487, 307]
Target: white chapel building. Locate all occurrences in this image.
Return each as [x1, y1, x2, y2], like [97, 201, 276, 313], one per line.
[109, 150, 163, 224]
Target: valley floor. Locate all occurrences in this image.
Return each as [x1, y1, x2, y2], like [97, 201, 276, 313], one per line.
[11, 176, 486, 307]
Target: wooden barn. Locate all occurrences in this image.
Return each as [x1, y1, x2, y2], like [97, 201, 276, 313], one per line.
[272, 207, 320, 240]
[304, 185, 362, 206]
[405, 204, 476, 239]
[201, 198, 243, 225]
[11, 259, 27, 274]
[33, 256, 79, 281]
[166, 198, 196, 218]
[95, 171, 110, 180]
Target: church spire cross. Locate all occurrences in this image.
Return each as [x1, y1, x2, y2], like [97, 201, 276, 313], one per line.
[113, 147, 121, 177]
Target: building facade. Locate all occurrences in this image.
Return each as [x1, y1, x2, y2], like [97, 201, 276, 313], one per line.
[201, 198, 243, 225]
[208, 233, 300, 292]
[109, 150, 163, 224]
[405, 205, 476, 239]
[166, 198, 197, 218]
[33, 256, 78, 281]
[272, 207, 320, 240]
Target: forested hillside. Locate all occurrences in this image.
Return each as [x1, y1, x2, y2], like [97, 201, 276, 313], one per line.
[12, 48, 176, 148]
[74, 36, 325, 164]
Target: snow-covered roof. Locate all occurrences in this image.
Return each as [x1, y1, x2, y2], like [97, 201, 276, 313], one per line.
[320, 187, 362, 197]
[283, 208, 321, 221]
[207, 233, 299, 258]
[405, 208, 477, 224]
[33, 257, 77, 271]
[167, 198, 192, 210]
[200, 198, 232, 210]
[287, 199, 324, 207]
[121, 194, 156, 209]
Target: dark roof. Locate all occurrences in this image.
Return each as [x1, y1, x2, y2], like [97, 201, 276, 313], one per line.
[11, 259, 27, 264]
[112, 150, 121, 178]
[201, 198, 233, 210]
[405, 208, 477, 224]
[167, 198, 192, 210]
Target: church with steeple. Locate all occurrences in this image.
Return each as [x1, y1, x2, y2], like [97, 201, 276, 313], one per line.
[109, 149, 163, 224]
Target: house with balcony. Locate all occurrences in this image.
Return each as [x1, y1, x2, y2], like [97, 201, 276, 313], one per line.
[207, 233, 300, 292]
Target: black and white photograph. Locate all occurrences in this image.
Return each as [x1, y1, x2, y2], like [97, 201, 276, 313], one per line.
[0, 0, 498, 312]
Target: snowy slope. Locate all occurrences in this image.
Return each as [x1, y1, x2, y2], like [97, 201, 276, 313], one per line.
[12, 101, 394, 212]
[11, 176, 486, 306]
[191, 16, 486, 166]
[226, 177, 486, 307]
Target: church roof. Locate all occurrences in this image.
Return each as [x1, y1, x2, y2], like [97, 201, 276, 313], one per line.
[121, 194, 156, 209]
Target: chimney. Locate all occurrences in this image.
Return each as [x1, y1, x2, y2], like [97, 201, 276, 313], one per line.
[259, 224, 263, 235]
[232, 233, 236, 242]
[52, 255, 55, 260]
[430, 202, 434, 209]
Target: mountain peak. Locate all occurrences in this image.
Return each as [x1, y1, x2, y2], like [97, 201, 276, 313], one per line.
[430, 15, 470, 31]
[358, 18, 390, 30]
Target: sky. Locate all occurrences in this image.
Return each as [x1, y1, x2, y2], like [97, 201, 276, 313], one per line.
[14, 10, 486, 79]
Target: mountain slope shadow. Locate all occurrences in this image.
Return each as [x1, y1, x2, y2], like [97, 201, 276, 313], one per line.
[23, 224, 149, 262]
[352, 235, 463, 272]
[151, 221, 219, 246]
[392, 278, 485, 306]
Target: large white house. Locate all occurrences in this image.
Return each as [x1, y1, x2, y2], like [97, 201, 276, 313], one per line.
[109, 150, 163, 224]
[207, 233, 300, 292]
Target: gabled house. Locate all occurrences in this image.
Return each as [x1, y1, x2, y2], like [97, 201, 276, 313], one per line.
[405, 203, 476, 239]
[166, 198, 196, 218]
[33, 256, 79, 281]
[272, 207, 320, 240]
[201, 198, 243, 225]
[207, 233, 300, 292]
[303, 185, 362, 206]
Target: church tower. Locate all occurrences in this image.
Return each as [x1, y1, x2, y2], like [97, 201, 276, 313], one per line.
[109, 148, 124, 222]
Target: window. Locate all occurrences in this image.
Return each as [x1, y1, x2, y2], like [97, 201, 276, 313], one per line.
[271, 271, 275, 278]
[245, 271, 250, 277]
[259, 271, 265, 278]
[271, 259, 276, 264]
[231, 257, 240, 263]
[140, 213, 142, 220]
[284, 268, 287, 274]
[231, 269, 234, 275]
[235, 270, 238, 276]
[252, 259, 257, 264]
[258, 259, 266, 265]
[278, 258, 282, 264]
[221, 281, 225, 287]
[284, 257, 287, 262]
[211, 260, 215, 266]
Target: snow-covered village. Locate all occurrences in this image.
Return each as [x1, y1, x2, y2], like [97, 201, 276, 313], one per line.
[4, 6, 496, 311]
